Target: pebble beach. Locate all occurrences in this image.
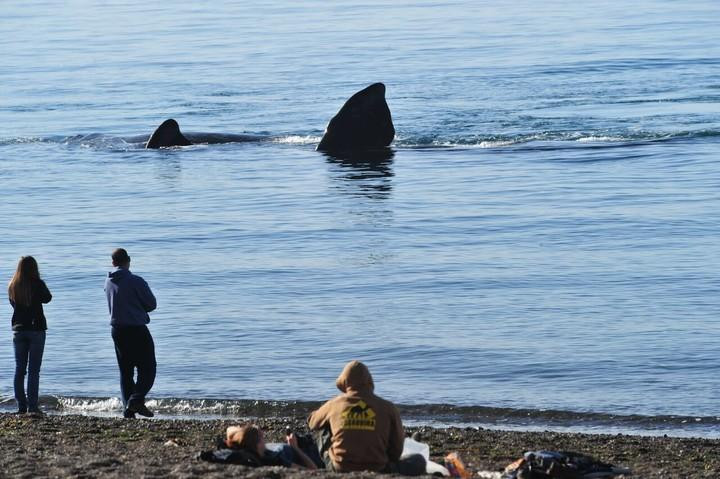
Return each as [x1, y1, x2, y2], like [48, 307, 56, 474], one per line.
[1, 412, 718, 478]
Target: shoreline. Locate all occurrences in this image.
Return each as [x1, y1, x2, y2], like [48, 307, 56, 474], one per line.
[3, 395, 719, 439]
[1, 412, 718, 478]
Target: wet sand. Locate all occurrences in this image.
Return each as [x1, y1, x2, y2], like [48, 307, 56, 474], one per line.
[1, 412, 717, 478]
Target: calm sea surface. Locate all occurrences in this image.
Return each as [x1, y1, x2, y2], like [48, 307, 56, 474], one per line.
[1, 1, 719, 435]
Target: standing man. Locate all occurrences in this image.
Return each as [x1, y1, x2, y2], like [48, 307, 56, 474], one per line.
[104, 248, 157, 418]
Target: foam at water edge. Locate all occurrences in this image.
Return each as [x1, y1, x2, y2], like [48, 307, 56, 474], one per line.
[576, 136, 624, 142]
[2, 396, 718, 437]
[272, 135, 322, 145]
[57, 396, 124, 412]
[0, 136, 46, 145]
[5, 128, 719, 150]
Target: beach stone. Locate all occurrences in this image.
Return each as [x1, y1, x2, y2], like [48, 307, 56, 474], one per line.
[0, 413, 718, 478]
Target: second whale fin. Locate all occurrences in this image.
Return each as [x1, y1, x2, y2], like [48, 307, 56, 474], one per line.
[146, 119, 192, 149]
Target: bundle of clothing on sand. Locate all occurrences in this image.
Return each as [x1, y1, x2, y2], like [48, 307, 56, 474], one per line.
[497, 450, 632, 479]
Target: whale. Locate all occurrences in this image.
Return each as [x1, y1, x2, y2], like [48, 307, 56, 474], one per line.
[144, 119, 265, 148]
[316, 82, 394, 152]
[144, 83, 394, 152]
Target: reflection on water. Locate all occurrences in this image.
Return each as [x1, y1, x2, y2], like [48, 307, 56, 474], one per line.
[324, 149, 396, 266]
[152, 154, 182, 185]
[323, 148, 394, 200]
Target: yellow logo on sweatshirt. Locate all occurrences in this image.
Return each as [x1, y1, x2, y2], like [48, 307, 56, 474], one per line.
[341, 400, 376, 431]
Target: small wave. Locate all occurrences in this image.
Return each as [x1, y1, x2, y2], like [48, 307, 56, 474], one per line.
[410, 139, 518, 148]
[575, 136, 624, 143]
[271, 135, 322, 145]
[61, 134, 141, 150]
[0, 136, 48, 146]
[0, 395, 321, 417]
[477, 140, 517, 148]
[398, 403, 720, 429]
[1, 395, 717, 437]
[4, 128, 720, 152]
[56, 396, 125, 413]
[396, 128, 720, 149]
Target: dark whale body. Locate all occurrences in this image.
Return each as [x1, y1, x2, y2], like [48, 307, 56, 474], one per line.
[316, 82, 394, 152]
[145, 119, 265, 149]
[144, 83, 394, 152]
[145, 119, 191, 148]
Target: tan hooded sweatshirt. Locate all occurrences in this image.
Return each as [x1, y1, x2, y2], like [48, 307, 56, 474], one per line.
[308, 361, 405, 472]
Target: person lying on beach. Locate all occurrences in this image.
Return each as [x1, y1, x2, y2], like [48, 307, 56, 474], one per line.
[308, 360, 426, 475]
[223, 424, 318, 469]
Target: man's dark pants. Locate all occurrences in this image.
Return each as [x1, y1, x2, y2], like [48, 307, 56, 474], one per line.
[111, 325, 156, 407]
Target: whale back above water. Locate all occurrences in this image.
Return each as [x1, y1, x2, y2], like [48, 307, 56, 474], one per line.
[316, 82, 395, 152]
[145, 119, 192, 148]
[144, 83, 394, 151]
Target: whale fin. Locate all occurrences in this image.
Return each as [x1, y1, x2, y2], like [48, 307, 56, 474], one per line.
[316, 83, 395, 152]
[146, 119, 192, 148]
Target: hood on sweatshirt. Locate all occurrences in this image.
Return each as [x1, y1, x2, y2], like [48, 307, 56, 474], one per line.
[335, 360, 375, 395]
[108, 267, 130, 284]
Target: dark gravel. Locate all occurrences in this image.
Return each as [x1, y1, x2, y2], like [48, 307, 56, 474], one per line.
[1, 413, 718, 478]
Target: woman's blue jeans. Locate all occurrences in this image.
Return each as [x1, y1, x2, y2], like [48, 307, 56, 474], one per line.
[13, 330, 46, 412]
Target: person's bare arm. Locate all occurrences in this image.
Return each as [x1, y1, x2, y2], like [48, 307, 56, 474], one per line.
[286, 433, 318, 470]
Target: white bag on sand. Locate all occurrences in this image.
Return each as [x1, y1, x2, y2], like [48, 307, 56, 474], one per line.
[402, 438, 430, 460]
[426, 460, 452, 476]
[402, 437, 451, 476]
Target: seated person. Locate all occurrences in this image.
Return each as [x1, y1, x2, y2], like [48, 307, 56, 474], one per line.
[224, 424, 318, 469]
[308, 360, 425, 474]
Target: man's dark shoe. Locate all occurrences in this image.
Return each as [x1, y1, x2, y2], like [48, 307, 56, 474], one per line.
[134, 403, 154, 418]
[27, 408, 45, 417]
[123, 408, 136, 419]
[128, 401, 154, 418]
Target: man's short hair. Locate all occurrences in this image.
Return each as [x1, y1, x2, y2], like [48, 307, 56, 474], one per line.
[111, 248, 131, 265]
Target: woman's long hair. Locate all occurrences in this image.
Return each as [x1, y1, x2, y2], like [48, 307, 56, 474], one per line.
[226, 424, 261, 453]
[8, 256, 41, 307]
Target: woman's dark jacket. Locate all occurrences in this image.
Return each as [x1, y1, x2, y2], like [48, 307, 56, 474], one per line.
[9, 279, 52, 331]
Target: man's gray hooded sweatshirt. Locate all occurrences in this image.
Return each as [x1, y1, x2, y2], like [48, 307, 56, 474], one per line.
[105, 267, 157, 327]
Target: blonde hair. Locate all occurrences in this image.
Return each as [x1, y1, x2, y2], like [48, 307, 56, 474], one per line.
[8, 256, 40, 307]
[225, 424, 262, 453]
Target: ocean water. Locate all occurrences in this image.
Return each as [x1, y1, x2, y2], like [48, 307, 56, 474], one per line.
[1, 1, 719, 436]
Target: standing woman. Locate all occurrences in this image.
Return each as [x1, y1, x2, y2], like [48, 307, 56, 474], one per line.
[8, 256, 52, 414]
